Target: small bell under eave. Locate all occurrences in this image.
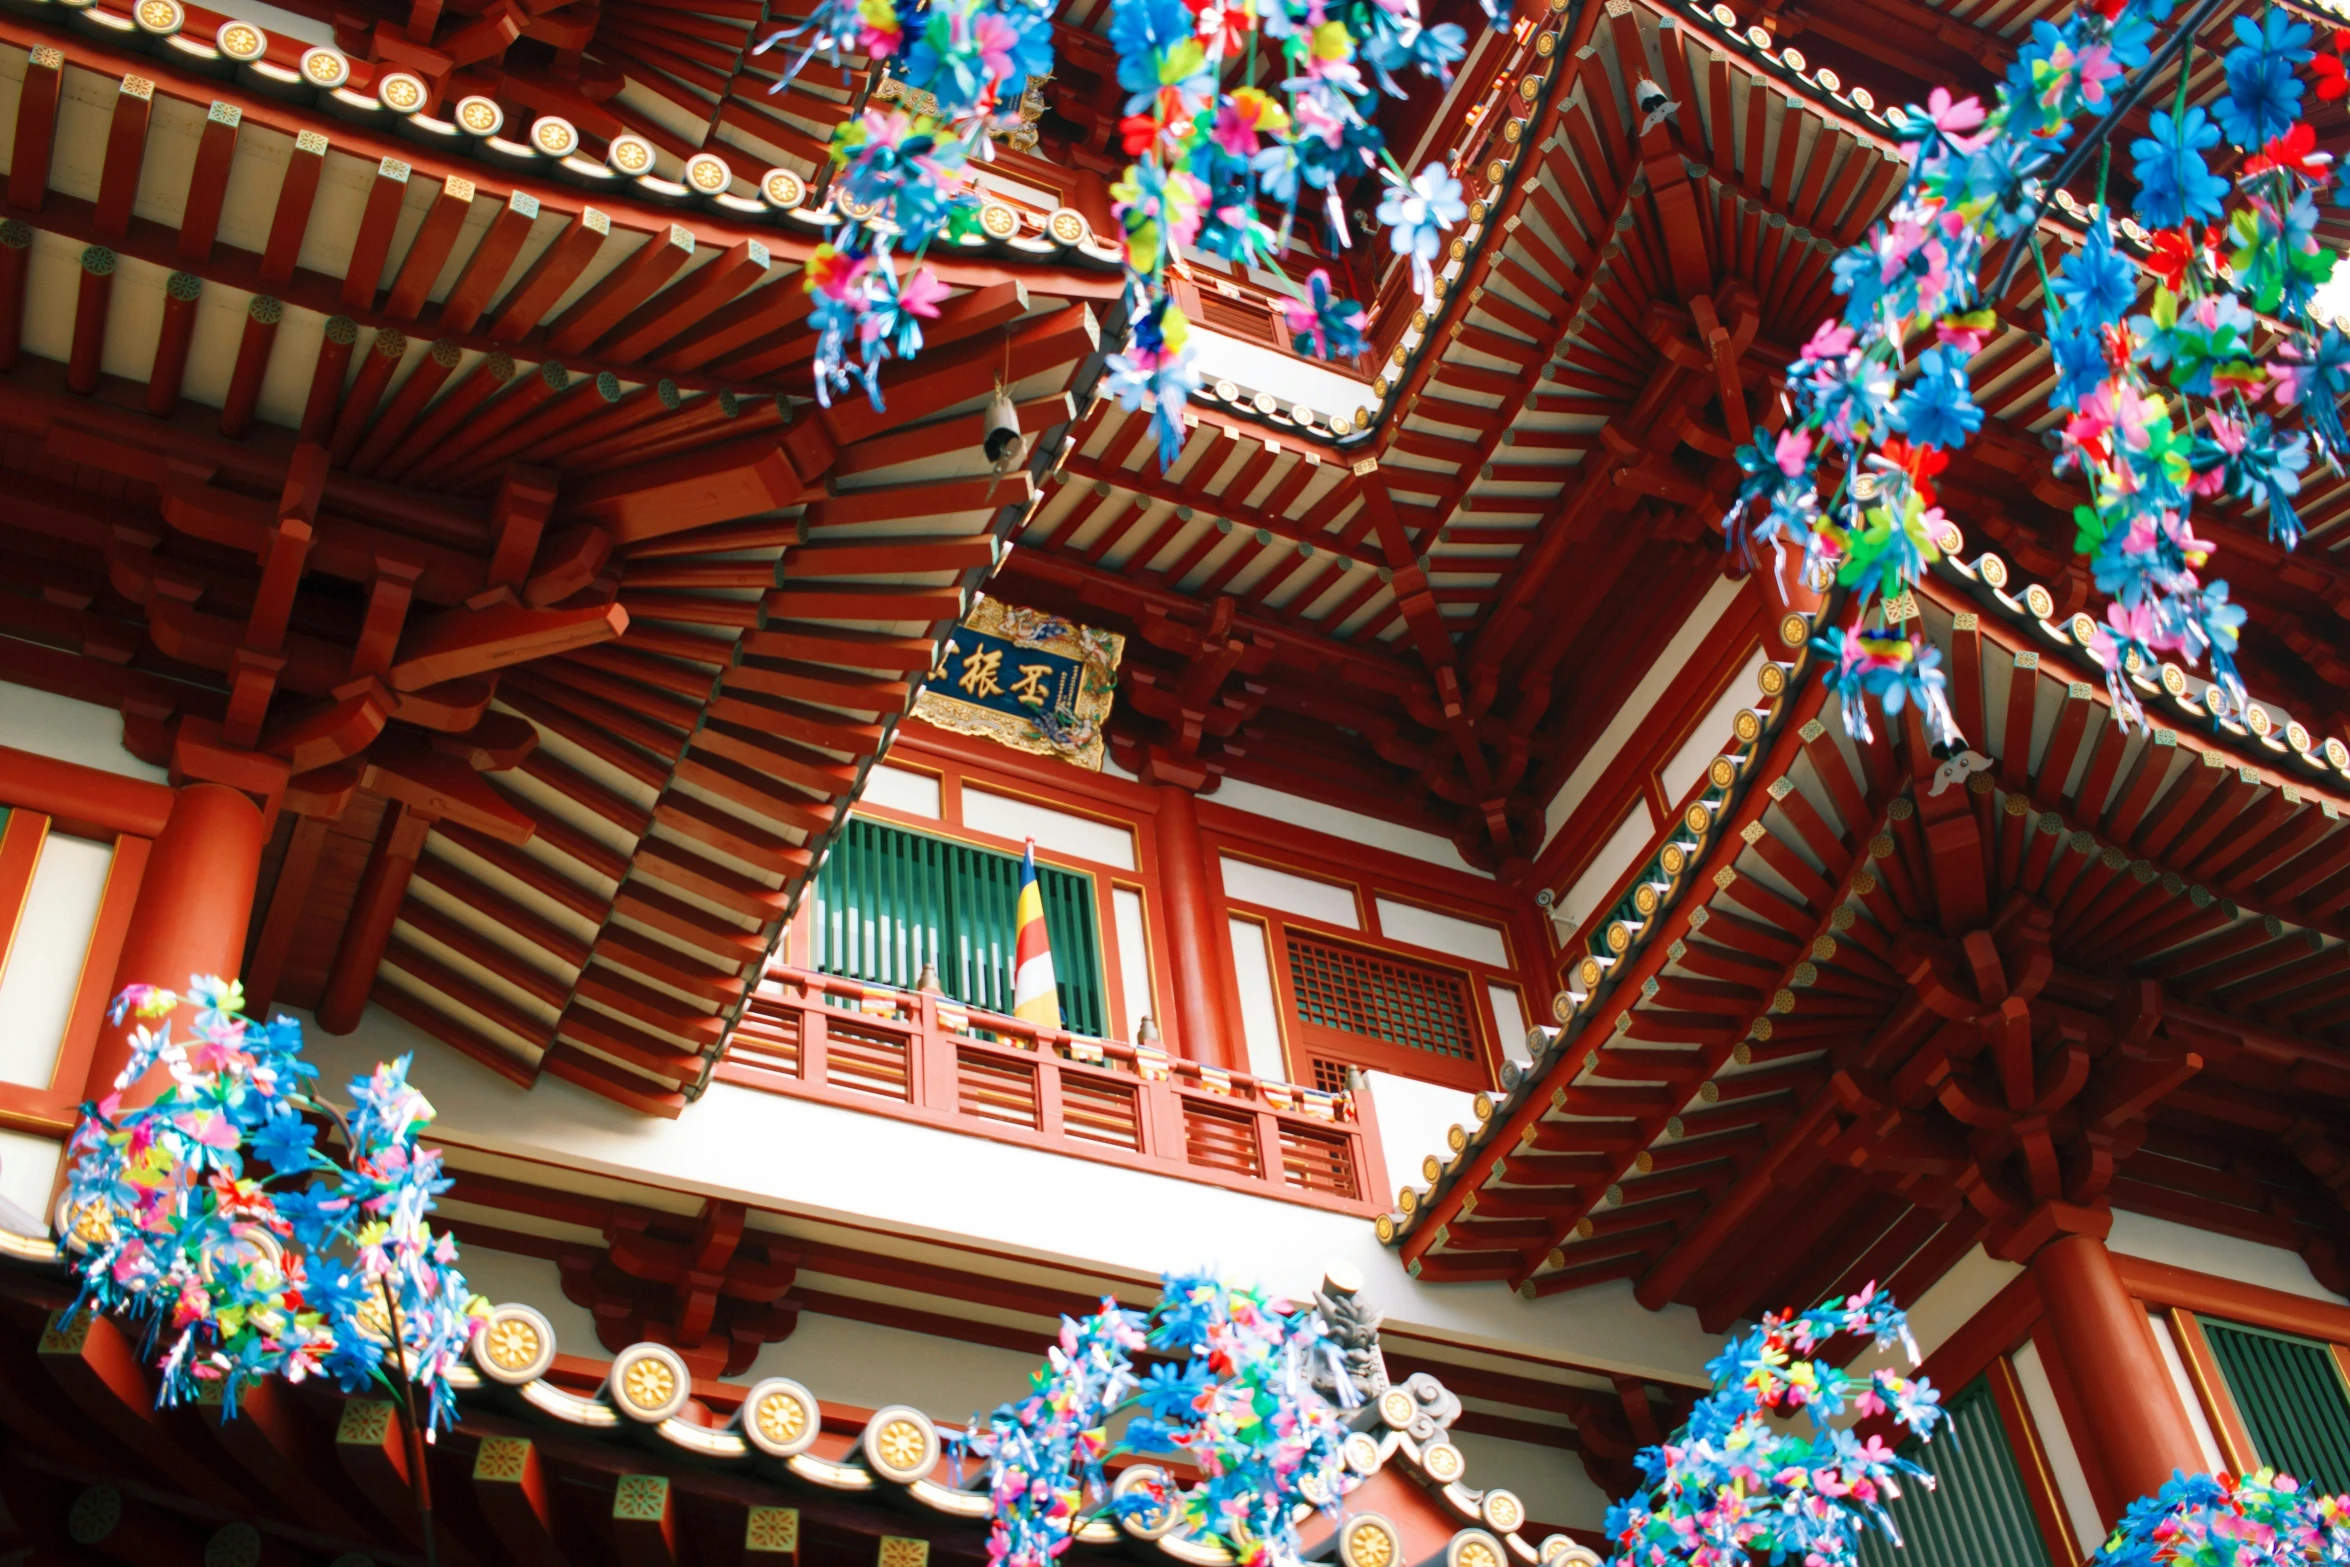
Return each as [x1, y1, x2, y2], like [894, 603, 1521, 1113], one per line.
[983, 382, 1026, 493]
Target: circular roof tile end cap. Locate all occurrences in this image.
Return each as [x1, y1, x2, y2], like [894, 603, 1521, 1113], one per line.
[608, 1340, 694, 1423]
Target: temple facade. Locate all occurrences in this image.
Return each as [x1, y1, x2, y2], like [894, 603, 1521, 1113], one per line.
[5, 0, 2350, 1561]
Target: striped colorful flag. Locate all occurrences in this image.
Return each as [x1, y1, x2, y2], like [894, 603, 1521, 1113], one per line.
[1010, 838, 1061, 1029]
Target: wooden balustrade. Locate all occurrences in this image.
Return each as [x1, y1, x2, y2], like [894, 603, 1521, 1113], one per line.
[715, 965, 1387, 1214]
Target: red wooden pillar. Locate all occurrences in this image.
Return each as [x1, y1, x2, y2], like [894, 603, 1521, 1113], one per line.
[317, 802, 431, 1034]
[2030, 1231, 2207, 1519]
[1152, 783, 1238, 1070]
[88, 782, 266, 1100]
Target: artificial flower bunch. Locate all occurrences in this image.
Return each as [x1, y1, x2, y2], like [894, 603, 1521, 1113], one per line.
[2099, 1469, 2350, 1567]
[1605, 1285, 1946, 1567]
[958, 1269, 1360, 1567]
[61, 978, 483, 1431]
[771, 0, 1052, 409]
[1102, 0, 1487, 463]
[1732, 0, 2348, 745]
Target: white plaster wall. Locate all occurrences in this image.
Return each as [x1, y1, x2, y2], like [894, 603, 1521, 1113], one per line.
[2012, 1337, 2103, 1552]
[1374, 898, 1508, 968]
[1449, 1429, 1611, 1529]
[1903, 1244, 2024, 1360]
[297, 1003, 1729, 1385]
[0, 1127, 61, 1232]
[744, 1314, 1043, 1426]
[963, 786, 1138, 871]
[1363, 1071, 1480, 1197]
[0, 832, 112, 1089]
[0, 680, 166, 782]
[2107, 1210, 2349, 1304]
[454, 1246, 603, 1356]
[863, 766, 944, 818]
[1219, 856, 1360, 928]
[1209, 776, 1483, 877]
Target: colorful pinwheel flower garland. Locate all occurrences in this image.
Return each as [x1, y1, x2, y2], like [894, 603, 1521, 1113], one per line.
[765, 0, 1053, 410]
[1732, 0, 2348, 748]
[768, 0, 1494, 466]
[1100, 0, 1489, 464]
[1606, 1286, 1946, 1567]
[61, 978, 483, 1434]
[2099, 1468, 2350, 1567]
[958, 1269, 1362, 1567]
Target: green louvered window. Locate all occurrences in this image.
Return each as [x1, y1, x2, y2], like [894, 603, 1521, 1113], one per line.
[2203, 1318, 2350, 1492]
[1856, 1376, 2052, 1567]
[813, 816, 1107, 1037]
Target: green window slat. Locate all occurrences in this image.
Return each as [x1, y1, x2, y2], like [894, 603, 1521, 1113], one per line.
[2205, 1318, 2350, 1493]
[1855, 1376, 2052, 1567]
[814, 818, 1108, 1037]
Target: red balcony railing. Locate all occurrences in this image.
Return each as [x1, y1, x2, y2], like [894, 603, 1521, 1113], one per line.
[716, 966, 1388, 1214]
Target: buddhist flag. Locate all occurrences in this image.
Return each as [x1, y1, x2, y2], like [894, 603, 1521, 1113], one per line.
[1011, 838, 1061, 1029]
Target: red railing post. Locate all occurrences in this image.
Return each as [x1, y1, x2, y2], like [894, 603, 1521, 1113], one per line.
[800, 994, 829, 1087]
[1345, 1074, 1386, 1206]
[1036, 1043, 1066, 1139]
[915, 989, 957, 1110]
[1250, 1108, 1283, 1193]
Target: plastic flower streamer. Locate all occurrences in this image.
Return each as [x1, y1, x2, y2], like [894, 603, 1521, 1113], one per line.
[958, 1270, 1360, 1567]
[1606, 1286, 1945, 1567]
[777, 0, 1492, 458]
[796, 0, 1051, 408]
[1728, 0, 2344, 745]
[2098, 1469, 2350, 1567]
[1102, 0, 1488, 463]
[61, 979, 484, 1433]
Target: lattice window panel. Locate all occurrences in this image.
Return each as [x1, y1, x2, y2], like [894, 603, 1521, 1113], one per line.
[812, 817, 1108, 1037]
[1286, 936, 1476, 1062]
[2206, 1318, 2350, 1494]
[1309, 1057, 1352, 1094]
[1855, 1376, 2051, 1567]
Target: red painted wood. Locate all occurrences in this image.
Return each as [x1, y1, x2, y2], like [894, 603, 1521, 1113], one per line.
[318, 802, 431, 1035]
[65, 252, 112, 395]
[0, 809, 48, 973]
[341, 160, 413, 310]
[326, 327, 410, 466]
[543, 223, 697, 356]
[217, 295, 279, 438]
[257, 134, 323, 289]
[382, 176, 476, 320]
[90, 782, 266, 1103]
[2031, 1231, 2207, 1522]
[177, 105, 240, 263]
[1153, 782, 1236, 1069]
[349, 338, 461, 472]
[145, 275, 200, 417]
[374, 351, 515, 479]
[0, 744, 172, 839]
[436, 190, 538, 334]
[7, 47, 59, 212]
[298, 321, 358, 444]
[565, 431, 809, 545]
[91, 77, 153, 242]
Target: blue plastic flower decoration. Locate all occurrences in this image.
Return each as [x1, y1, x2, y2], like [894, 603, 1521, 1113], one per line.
[2049, 221, 2135, 330]
[1888, 344, 1982, 450]
[2217, 9, 2311, 150]
[2130, 107, 2228, 228]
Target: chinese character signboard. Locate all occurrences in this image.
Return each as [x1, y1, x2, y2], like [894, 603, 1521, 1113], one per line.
[913, 599, 1125, 771]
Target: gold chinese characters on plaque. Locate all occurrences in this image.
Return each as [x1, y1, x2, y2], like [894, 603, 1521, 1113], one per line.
[913, 597, 1124, 771]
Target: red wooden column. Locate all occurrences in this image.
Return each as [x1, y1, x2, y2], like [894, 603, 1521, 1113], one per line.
[2029, 1230, 2207, 1519]
[317, 802, 432, 1034]
[89, 782, 266, 1098]
[1151, 783, 1238, 1071]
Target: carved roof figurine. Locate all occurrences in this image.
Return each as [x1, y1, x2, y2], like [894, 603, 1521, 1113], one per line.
[1310, 1262, 1392, 1406]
